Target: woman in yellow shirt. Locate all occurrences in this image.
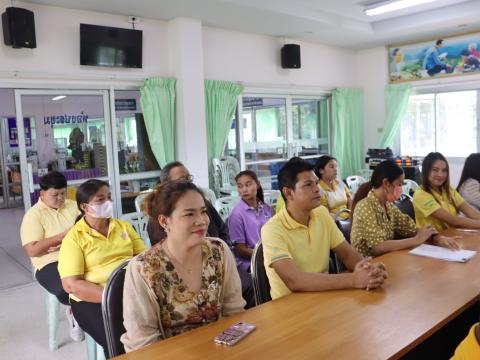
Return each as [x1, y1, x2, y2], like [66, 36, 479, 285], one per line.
[351, 160, 458, 257]
[413, 152, 480, 231]
[314, 155, 352, 218]
[58, 179, 145, 354]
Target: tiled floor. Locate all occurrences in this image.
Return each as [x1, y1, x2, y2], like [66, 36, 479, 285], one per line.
[0, 208, 86, 359]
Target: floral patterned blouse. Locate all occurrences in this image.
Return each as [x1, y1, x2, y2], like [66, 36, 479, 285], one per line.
[121, 238, 245, 352]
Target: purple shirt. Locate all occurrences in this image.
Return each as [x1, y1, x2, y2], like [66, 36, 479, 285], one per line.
[228, 199, 272, 271]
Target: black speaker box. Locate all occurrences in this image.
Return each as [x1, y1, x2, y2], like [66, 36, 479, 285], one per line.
[281, 44, 301, 69]
[2, 7, 36, 49]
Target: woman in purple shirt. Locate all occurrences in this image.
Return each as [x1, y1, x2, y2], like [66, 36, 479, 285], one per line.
[228, 170, 272, 272]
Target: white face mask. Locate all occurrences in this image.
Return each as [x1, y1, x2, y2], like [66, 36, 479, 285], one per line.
[87, 200, 113, 219]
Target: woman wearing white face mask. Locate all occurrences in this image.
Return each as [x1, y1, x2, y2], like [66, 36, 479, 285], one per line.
[58, 179, 145, 355]
[350, 160, 459, 257]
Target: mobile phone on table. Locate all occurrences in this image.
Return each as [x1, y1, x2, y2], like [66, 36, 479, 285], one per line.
[214, 322, 256, 346]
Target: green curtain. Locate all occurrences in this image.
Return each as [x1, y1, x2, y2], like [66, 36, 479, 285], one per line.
[204, 79, 244, 172]
[331, 88, 364, 178]
[378, 83, 412, 148]
[140, 77, 176, 167]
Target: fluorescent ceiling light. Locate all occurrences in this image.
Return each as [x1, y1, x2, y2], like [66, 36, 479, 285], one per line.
[52, 95, 66, 101]
[365, 0, 437, 16]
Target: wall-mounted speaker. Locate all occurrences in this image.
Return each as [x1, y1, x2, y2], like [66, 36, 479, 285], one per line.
[2, 7, 36, 49]
[281, 44, 301, 69]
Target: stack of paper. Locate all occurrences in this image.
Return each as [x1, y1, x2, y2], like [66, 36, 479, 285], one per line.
[409, 244, 477, 263]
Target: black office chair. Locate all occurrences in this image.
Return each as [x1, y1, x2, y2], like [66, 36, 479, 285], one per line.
[394, 193, 415, 221]
[335, 209, 352, 243]
[250, 241, 272, 306]
[334, 209, 352, 273]
[102, 259, 130, 358]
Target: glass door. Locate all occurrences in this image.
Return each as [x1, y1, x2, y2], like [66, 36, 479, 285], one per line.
[238, 95, 330, 190]
[14, 90, 116, 211]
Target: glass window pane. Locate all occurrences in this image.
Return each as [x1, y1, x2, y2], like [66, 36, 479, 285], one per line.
[292, 98, 329, 156]
[115, 90, 160, 174]
[401, 94, 435, 156]
[242, 97, 287, 162]
[436, 91, 477, 157]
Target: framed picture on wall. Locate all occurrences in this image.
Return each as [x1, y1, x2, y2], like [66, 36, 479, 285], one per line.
[388, 32, 480, 83]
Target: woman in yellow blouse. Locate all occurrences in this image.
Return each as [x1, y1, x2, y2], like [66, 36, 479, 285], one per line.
[314, 155, 352, 218]
[58, 179, 145, 354]
[121, 180, 245, 352]
[413, 152, 480, 231]
[351, 160, 458, 257]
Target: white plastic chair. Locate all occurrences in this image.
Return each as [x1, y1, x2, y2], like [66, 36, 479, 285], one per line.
[120, 212, 151, 249]
[214, 196, 240, 221]
[403, 179, 419, 197]
[200, 187, 217, 204]
[212, 156, 240, 196]
[346, 176, 367, 194]
[263, 190, 280, 210]
[134, 190, 153, 213]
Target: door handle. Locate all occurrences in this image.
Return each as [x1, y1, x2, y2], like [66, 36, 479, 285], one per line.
[27, 162, 34, 193]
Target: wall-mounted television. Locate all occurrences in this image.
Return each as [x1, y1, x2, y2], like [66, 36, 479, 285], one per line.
[80, 24, 142, 68]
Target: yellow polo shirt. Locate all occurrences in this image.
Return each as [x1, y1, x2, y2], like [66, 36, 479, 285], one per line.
[20, 198, 79, 270]
[319, 179, 351, 219]
[451, 324, 480, 359]
[413, 186, 465, 231]
[58, 217, 145, 301]
[261, 206, 345, 300]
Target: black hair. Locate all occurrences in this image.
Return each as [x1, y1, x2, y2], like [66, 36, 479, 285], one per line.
[314, 155, 336, 180]
[351, 160, 404, 215]
[159, 161, 185, 184]
[235, 170, 265, 204]
[458, 153, 480, 191]
[39, 171, 67, 190]
[436, 39, 444, 46]
[421, 152, 457, 211]
[278, 157, 314, 203]
[75, 179, 110, 222]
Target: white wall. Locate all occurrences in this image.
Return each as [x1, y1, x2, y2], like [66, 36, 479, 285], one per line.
[0, 0, 169, 78]
[203, 27, 356, 88]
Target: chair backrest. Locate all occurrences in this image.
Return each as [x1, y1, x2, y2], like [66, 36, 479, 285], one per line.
[250, 241, 271, 306]
[214, 196, 240, 221]
[102, 259, 129, 358]
[402, 179, 419, 197]
[263, 190, 280, 210]
[334, 213, 352, 273]
[120, 212, 151, 248]
[212, 156, 240, 195]
[134, 190, 153, 213]
[200, 186, 217, 204]
[346, 176, 367, 194]
[335, 216, 352, 243]
[394, 193, 415, 221]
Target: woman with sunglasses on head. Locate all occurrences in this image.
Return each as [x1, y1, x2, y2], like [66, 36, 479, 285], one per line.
[314, 155, 352, 219]
[228, 170, 272, 272]
[351, 160, 458, 257]
[58, 179, 145, 355]
[121, 180, 245, 352]
[413, 152, 480, 231]
[457, 153, 480, 210]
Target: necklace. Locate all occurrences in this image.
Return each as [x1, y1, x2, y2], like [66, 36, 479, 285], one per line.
[163, 242, 194, 274]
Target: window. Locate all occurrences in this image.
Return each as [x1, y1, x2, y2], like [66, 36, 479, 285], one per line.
[401, 90, 478, 157]
[226, 94, 331, 189]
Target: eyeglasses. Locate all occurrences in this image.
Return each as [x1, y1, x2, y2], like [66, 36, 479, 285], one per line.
[182, 174, 194, 182]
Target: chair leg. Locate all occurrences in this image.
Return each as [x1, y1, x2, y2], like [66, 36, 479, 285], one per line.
[45, 291, 60, 351]
[86, 334, 106, 360]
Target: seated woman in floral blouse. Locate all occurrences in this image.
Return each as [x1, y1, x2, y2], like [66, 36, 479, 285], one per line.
[121, 180, 245, 352]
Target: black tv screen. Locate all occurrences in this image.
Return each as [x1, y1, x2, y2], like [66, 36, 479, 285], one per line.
[80, 24, 142, 68]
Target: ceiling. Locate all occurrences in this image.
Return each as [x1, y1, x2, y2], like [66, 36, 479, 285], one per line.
[19, 0, 480, 49]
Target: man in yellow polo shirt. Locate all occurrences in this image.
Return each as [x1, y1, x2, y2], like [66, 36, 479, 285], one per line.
[20, 171, 83, 341]
[261, 158, 388, 300]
